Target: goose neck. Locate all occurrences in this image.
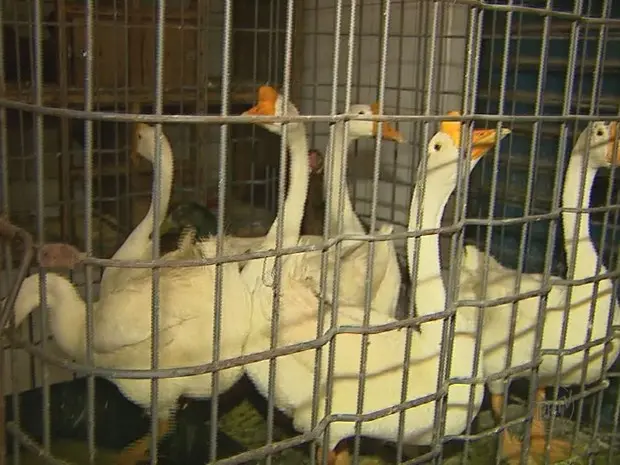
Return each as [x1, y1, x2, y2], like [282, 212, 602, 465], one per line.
[562, 154, 601, 278]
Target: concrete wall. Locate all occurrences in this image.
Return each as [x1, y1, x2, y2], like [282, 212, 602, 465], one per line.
[299, 0, 469, 252]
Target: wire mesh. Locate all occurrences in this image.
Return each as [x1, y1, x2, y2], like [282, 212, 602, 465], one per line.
[0, 1, 620, 465]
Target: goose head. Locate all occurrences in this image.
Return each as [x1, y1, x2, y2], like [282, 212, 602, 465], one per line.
[426, 111, 511, 183]
[574, 121, 620, 168]
[308, 149, 324, 174]
[131, 123, 173, 166]
[346, 103, 405, 143]
[243, 85, 304, 136]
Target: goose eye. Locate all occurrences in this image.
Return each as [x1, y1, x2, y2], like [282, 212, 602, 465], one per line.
[596, 129, 604, 137]
[358, 110, 366, 115]
[434, 143, 441, 151]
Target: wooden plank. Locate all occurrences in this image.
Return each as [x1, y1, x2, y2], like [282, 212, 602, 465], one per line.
[56, 0, 74, 244]
[64, 3, 199, 20]
[2, 84, 257, 106]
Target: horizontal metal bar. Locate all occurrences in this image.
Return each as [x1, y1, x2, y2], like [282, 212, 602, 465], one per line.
[1, 98, 619, 123]
[446, 0, 620, 25]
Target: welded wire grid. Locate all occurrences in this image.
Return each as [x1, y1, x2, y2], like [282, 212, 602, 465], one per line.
[0, 1, 619, 465]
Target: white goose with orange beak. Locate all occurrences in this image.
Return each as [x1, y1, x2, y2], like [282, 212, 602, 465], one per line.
[296, 102, 406, 317]
[239, 86, 406, 316]
[241, 105, 508, 465]
[461, 121, 620, 463]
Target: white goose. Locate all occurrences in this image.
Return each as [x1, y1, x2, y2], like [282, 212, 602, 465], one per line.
[296, 105, 404, 317]
[9, 145, 253, 465]
[10, 235, 251, 465]
[98, 123, 174, 299]
[466, 121, 620, 463]
[243, 112, 507, 465]
[240, 87, 410, 411]
[98, 123, 265, 295]
[239, 87, 404, 314]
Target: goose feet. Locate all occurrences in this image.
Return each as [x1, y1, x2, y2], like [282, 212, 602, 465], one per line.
[526, 387, 572, 463]
[499, 425, 571, 464]
[317, 442, 351, 465]
[498, 429, 526, 464]
[526, 409, 571, 464]
[116, 418, 170, 465]
[527, 434, 571, 463]
[491, 390, 572, 464]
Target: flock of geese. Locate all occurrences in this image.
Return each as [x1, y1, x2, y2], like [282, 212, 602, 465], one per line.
[6, 85, 620, 465]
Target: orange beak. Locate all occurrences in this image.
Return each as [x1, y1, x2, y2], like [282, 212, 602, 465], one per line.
[607, 122, 620, 165]
[440, 111, 511, 160]
[370, 102, 405, 143]
[470, 128, 511, 159]
[243, 85, 278, 117]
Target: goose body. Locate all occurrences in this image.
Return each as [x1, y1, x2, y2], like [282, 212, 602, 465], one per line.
[13, 248, 250, 411]
[243, 107, 506, 464]
[9, 123, 253, 465]
[289, 126, 504, 453]
[462, 121, 620, 462]
[10, 237, 251, 465]
[297, 110, 404, 316]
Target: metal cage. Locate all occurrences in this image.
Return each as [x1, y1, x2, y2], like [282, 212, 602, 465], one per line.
[1, 1, 620, 465]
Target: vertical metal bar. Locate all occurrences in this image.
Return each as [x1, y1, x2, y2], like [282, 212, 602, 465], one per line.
[606, 358, 620, 463]
[573, 0, 594, 130]
[406, 4, 449, 463]
[111, 3, 124, 261]
[322, 0, 356, 337]
[149, 0, 167, 463]
[389, 0, 407, 228]
[83, 0, 96, 462]
[548, 1, 611, 458]
[310, 0, 319, 150]
[290, 0, 304, 105]
[264, 3, 295, 465]
[448, 5, 485, 464]
[0, 3, 8, 464]
[123, 3, 132, 246]
[533, 1, 583, 463]
[210, 0, 233, 461]
[266, 0, 275, 84]
[475, 0, 499, 238]
[56, 0, 73, 246]
[501, 10, 524, 264]
[3, 13, 22, 460]
[414, 1, 429, 120]
[563, 0, 603, 448]
[409, 0, 437, 325]
[352, 1, 391, 465]
[195, 0, 207, 202]
[428, 7, 454, 461]
[104, 5, 113, 259]
[245, 0, 260, 214]
[32, 0, 52, 458]
[314, 1, 348, 463]
[392, 15, 412, 464]
[348, 0, 364, 216]
[274, 0, 282, 84]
